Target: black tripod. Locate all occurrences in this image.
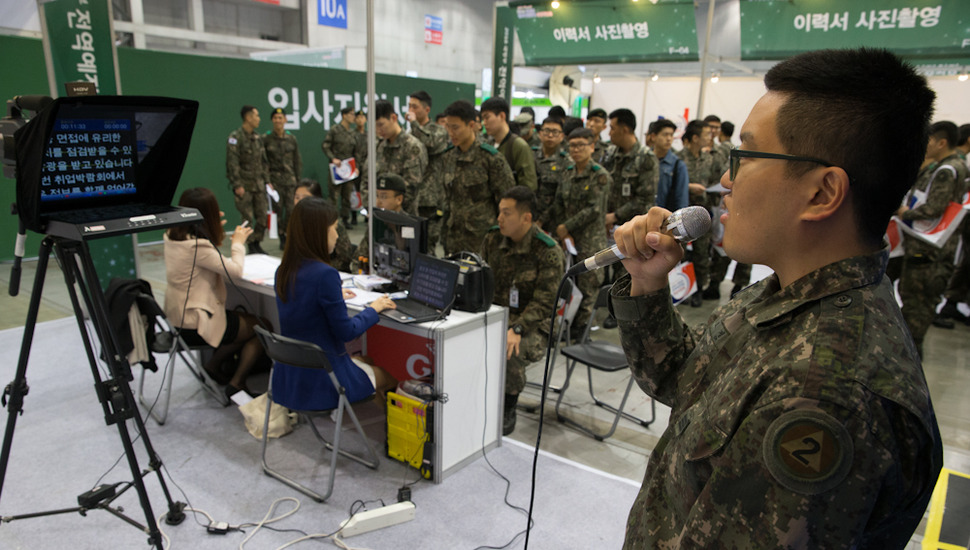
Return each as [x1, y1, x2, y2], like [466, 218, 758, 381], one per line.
[0, 234, 185, 549]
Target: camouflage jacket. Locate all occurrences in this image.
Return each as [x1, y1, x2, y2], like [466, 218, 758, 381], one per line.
[609, 247, 942, 549]
[603, 140, 657, 225]
[900, 153, 970, 259]
[480, 224, 564, 333]
[364, 131, 428, 215]
[225, 126, 269, 192]
[543, 161, 611, 258]
[678, 147, 724, 209]
[264, 130, 302, 188]
[321, 122, 359, 164]
[442, 140, 516, 248]
[533, 146, 569, 217]
[593, 138, 613, 165]
[410, 120, 450, 210]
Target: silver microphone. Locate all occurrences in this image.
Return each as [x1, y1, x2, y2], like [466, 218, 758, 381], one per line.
[566, 206, 712, 276]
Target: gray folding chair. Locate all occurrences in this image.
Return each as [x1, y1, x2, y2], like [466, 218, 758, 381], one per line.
[134, 292, 228, 424]
[554, 285, 655, 441]
[253, 325, 379, 503]
[519, 278, 579, 413]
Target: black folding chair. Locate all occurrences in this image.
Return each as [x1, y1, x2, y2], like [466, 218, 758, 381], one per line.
[253, 326, 379, 503]
[554, 285, 655, 441]
[133, 291, 228, 424]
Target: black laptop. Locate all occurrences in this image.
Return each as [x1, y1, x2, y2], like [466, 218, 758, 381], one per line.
[382, 254, 460, 324]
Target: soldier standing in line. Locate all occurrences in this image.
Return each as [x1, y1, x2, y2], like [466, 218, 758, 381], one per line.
[515, 109, 542, 149]
[226, 105, 270, 254]
[362, 99, 427, 215]
[542, 128, 612, 337]
[677, 119, 724, 306]
[707, 120, 752, 298]
[440, 100, 516, 256]
[264, 108, 302, 246]
[532, 116, 569, 224]
[586, 108, 613, 165]
[481, 96, 537, 190]
[481, 186, 564, 436]
[322, 106, 362, 228]
[407, 90, 450, 254]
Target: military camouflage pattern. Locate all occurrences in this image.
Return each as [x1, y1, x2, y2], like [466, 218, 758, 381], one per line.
[678, 148, 725, 290]
[526, 132, 541, 150]
[226, 126, 269, 242]
[363, 131, 428, 215]
[544, 162, 611, 330]
[411, 120, 451, 251]
[322, 123, 363, 219]
[603, 140, 657, 225]
[481, 224, 565, 395]
[609, 247, 942, 549]
[442, 140, 516, 256]
[532, 146, 569, 220]
[264, 130, 302, 237]
[330, 222, 354, 273]
[899, 154, 970, 348]
[593, 139, 613, 166]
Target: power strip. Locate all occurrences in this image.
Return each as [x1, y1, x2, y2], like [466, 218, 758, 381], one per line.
[338, 501, 416, 537]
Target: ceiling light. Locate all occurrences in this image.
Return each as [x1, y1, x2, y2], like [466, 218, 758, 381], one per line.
[651, 72, 659, 81]
[710, 72, 720, 83]
[959, 73, 969, 82]
[593, 73, 601, 83]
[551, 1, 560, 8]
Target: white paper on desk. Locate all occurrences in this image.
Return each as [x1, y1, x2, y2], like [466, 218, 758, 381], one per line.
[242, 254, 282, 286]
[343, 288, 386, 307]
[353, 274, 392, 291]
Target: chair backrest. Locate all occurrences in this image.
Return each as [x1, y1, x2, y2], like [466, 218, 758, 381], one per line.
[254, 325, 334, 373]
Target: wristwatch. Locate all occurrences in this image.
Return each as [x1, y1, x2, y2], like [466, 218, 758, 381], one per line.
[512, 324, 524, 335]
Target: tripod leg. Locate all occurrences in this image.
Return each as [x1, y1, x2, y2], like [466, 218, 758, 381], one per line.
[58, 241, 172, 548]
[0, 237, 53, 504]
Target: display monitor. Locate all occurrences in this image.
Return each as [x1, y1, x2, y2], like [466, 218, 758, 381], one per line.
[370, 208, 428, 288]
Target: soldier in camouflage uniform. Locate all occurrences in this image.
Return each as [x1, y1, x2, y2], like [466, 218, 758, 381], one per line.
[407, 91, 450, 254]
[532, 116, 569, 223]
[322, 107, 362, 226]
[586, 108, 612, 165]
[349, 174, 408, 274]
[362, 100, 427, 215]
[609, 48, 941, 549]
[543, 128, 612, 335]
[226, 105, 270, 254]
[708, 120, 752, 298]
[481, 186, 565, 435]
[264, 108, 302, 245]
[678, 119, 724, 305]
[440, 100, 516, 256]
[897, 121, 970, 354]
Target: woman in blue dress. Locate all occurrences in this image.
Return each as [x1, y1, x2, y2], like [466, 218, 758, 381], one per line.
[272, 197, 397, 411]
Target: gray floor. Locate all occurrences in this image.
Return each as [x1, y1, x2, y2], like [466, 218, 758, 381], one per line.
[0, 225, 967, 549]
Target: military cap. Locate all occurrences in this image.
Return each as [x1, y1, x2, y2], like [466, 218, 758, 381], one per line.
[376, 173, 407, 195]
[271, 107, 286, 117]
[514, 112, 533, 124]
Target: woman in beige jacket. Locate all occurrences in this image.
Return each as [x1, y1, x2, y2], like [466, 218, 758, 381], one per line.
[164, 187, 265, 399]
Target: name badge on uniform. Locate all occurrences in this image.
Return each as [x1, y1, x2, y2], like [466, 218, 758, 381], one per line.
[622, 183, 631, 197]
[510, 284, 520, 309]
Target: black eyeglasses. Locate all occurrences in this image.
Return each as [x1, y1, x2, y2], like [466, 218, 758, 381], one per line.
[729, 148, 836, 181]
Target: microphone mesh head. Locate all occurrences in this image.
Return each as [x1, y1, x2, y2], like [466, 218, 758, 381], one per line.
[668, 205, 712, 241]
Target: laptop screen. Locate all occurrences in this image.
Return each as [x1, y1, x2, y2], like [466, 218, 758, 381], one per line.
[408, 254, 460, 311]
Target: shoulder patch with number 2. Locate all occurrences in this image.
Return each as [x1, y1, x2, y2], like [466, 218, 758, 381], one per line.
[762, 409, 853, 495]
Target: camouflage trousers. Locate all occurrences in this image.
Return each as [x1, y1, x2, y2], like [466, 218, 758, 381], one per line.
[711, 256, 752, 289]
[687, 232, 712, 290]
[573, 269, 604, 336]
[233, 188, 268, 243]
[899, 255, 954, 349]
[443, 226, 487, 258]
[273, 182, 296, 241]
[330, 178, 358, 221]
[418, 207, 443, 256]
[506, 329, 547, 395]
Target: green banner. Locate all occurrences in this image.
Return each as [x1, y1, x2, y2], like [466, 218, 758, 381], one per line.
[493, 5, 515, 99]
[39, 0, 119, 95]
[515, 0, 698, 65]
[740, 0, 970, 60]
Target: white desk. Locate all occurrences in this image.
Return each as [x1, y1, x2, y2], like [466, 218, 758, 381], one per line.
[226, 256, 507, 483]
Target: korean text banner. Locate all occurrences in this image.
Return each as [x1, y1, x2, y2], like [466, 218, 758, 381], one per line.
[740, 0, 970, 60]
[40, 0, 118, 95]
[515, 0, 698, 65]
